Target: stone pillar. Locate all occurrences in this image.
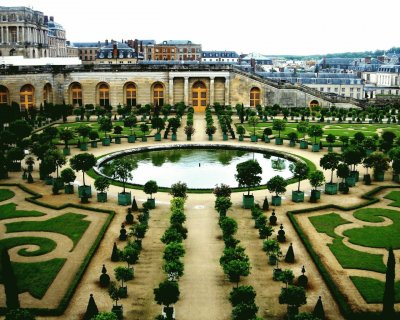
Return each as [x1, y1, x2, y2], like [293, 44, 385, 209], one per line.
[184, 77, 189, 106]
[5, 27, 9, 43]
[21, 26, 24, 43]
[224, 77, 230, 106]
[169, 77, 174, 105]
[0, 27, 3, 43]
[209, 77, 215, 106]
[16, 27, 19, 43]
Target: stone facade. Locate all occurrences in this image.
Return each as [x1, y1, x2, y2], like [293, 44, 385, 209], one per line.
[0, 65, 344, 111]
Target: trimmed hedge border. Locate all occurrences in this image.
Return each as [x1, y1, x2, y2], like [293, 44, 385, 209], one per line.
[288, 185, 400, 320]
[0, 183, 115, 316]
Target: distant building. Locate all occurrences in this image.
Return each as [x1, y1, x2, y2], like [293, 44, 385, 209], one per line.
[47, 16, 66, 57]
[362, 64, 400, 98]
[159, 40, 201, 61]
[74, 41, 105, 63]
[96, 41, 143, 64]
[316, 57, 356, 72]
[201, 51, 239, 63]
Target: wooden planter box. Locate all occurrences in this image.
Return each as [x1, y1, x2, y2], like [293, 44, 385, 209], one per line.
[111, 305, 123, 320]
[154, 133, 162, 141]
[64, 184, 74, 194]
[271, 196, 282, 206]
[328, 146, 333, 152]
[324, 183, 338, 195]
[222, 134, 228, 141]
[242, 194, 254, 209]
[97, 192, 107, 202]
[119, 286, 128, 298]
[115, 137, 121, 144]
[275, 137, 283, 145]
[238, 135, 244, 141]
[102, 138, 110, 146]
[147, 198, 156, 209]
[291, 191, 304, 202]
[118, 192, 131, 206]
[208, 135, 213, 141]
[312, 144, 320, 152]
[310, 190, 321, 202]
[345, 176, 356, 187]
[91, 141, 97, 148]
[289, 140, 296, 147]
[142, 136, 147, 142]
[393, 174, 400, 183]
[374, 172, 385, 181]
[300, 140, 308, 149]
[128, 135, 136, 143]
[78, 185, 92, 198]
[53, 178, 64, 189]
[80, 142, 88, 151]
[250, 135, 257, 142]
[350, 171, 359, 182]
[63, 147, 71, 156]
[171, 134, 177, 141]
[264, 136, 270, 143]
[45, 176, 53, 185]
[268, 254, 277, 266]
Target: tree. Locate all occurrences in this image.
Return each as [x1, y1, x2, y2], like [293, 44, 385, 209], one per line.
[114, 266, 133, 288]
[43, 149, 66, 178]
[170, 181, 187, 198]
[98, 117, 113, 138]
[60, 168, 76, 185]
[307, 124, 323, 145]
[273, 119, 286, 138]
[206, 125, 217, 136]
[289, 162, 309, 192]
[278, 269, 295, 288]
[308, 170, 325, 190]
[152, 117, 165, 134]
[267, 175, 287, 197]
[154, 280, 180, 307]
[231, 302, 259, 320]
[294, 313, 320, 320]
[313, 296, 326, 320]
[229, 285, 257, 307]
[110, 158, 136, 193]
[326, 133, 336, 149]
[94, 176, 110, 193]
[342, 146, 364, 172]
[124, 115, 137, 135]
[287, 132, 298, 143]
[248, 116, 259, 136]
[161, 227, 183, 244]
[168, 117, 180, 135]
[320, 152, 341, 183]
[122, 242, 140, 267]
[91, 312, 118, 320]
[70, 153, 96, 186]
[297, 121, 309, 141]
[236, 125, 245, 137]
[235, 160, 262, 196]
[111, 242, 120, 262]
[163, 259, 184, 279]
[285, 243, 295, 263]
[144, 180, 158, 199]
[108, 281, 121, 307]
[215, 196, 232, 216]
[380, 131, 396, 153]
[223, 258, 251, 286]
[184, 125, 195, 137]
[163, 242, 185, 261]
[219, 216, 238, 239]
[382, 247, 396, 320]
[75, 125, 91, 142]
[367, 152, 390, 177]
[9, 119, 32, 146]
[336, 163, 350, 184]
[58, 127, 75, 149]
[213, 183, 232, 198]
[279, 285, 307, 319]
[1, 249, 19, 309]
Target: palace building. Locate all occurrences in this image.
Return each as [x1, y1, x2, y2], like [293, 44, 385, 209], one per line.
[0, 63, 360, 112]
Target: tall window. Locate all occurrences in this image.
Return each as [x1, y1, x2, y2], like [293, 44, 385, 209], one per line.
[250, 87, 260, 107]
[71, 83, 82, 106]
[0, 85, 8, 106]
[43, 83, 53, 105]
[99, 83, 110, 107]
[20, 85, 34, 109]
[126, 83, 137, 107]
[153, 83, 164, 107]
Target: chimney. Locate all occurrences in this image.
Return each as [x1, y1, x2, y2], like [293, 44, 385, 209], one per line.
[105, 39, 109, 46]
[49, 16, 54, 22]
[44, 15, 48, 23]
[365, 57, 371, 64]
[377, 56, 384, 63]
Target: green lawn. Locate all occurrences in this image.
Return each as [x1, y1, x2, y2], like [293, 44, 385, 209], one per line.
[0, 258, 66, 299]
[6, 213, 90, 248]
[0, 203, 46, 221]
[0, 237, 57, 257]
[350, 276, 400, 304]
[309, 213, 351, 239]
[0, 189, 15, 202]
[384, 191, 400, 207]
[344, 208, 400, 249]
[52, 121, 150, 145]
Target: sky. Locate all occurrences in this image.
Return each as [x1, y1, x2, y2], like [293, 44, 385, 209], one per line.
[2, 0, 399, 56]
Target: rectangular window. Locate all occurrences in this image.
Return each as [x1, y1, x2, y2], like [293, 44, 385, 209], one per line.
[327, 87, 331, 92]
[334, 88, 338, 92]
[320, 88, 324, 92]
[357, 88, 361, 92]
[342, 88, 345, 92]
[350, 88, 354, 92]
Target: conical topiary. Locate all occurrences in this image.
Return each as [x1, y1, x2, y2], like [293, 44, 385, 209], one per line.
[285, 243, 295, 263]
[298, 266, 308, 288]
[126, 208, 134, 224]
[119, 223, 127, 241]
[83, 294, 99, 320]
[262, 197, 269, 211]
[131, 196, 138, 211]
[382, 247, 396, 319]
[111, 242, 120, 262]
[269, 209, 277, 225]
[1, 249, 20, 309]
[100, 264, 110, 287]
[27, 172, 34, 183]
[313, 296, 326, 320]
[277, 224, 286, 243]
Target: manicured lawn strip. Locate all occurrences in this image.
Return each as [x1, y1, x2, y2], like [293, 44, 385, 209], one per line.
[350, 276, 400, 304]
[0, 237, 57, 257]
[343, 208, 400, 249]
[0, 203, 46, 220]
[0, 183, 115, 316]
[328, 238, 386, 274]
[309, 212, 351, 239]
[5, 213, 90, 249]
[0, 189, 15, 202]
[383, 190, 400, 207]
[14, 259, 66, 299]
[288, 185, 400, 319]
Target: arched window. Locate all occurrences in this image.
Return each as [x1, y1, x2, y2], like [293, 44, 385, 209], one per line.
[20, 84, 34, 109]
[153, 83, 164, 107]
[192, 81, 207, 112]
[99, 83, 110, 107]
[250, 87, 261, 107]
[0, 85, 9, 106]
[126, 83, 137, 107]
[71, 83, 82, 106]
[43, 83, 53, 105]
[310, 100, 319, 108]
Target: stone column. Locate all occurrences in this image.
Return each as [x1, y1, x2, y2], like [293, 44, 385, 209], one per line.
[21, 26, 25, 43]
[224, 77, 230, 106]
[209, 77, 215, 106]
[0, 27, 3, 43]
[169, 77, 174, 105]
[16, 27, 19, 43]
[5, 27, 9, 43]
[184, 77, 189, 106]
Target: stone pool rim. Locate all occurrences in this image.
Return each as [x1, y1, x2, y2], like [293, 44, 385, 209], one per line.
[93, 143, 307, 193]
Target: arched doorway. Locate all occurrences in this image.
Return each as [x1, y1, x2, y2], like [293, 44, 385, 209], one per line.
[153, 83, 164, 107]
[250, 87, 261, 107]
[20, 84, 35, 110]
[70, 82, 83, 106]
[309, 100, 319, 108]
[43, 83, 53, 105]
[0, 85, 9, 106]
[192, 81, 207, 112]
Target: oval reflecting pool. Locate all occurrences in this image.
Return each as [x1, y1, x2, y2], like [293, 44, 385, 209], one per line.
[98, 147, 295, 189]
